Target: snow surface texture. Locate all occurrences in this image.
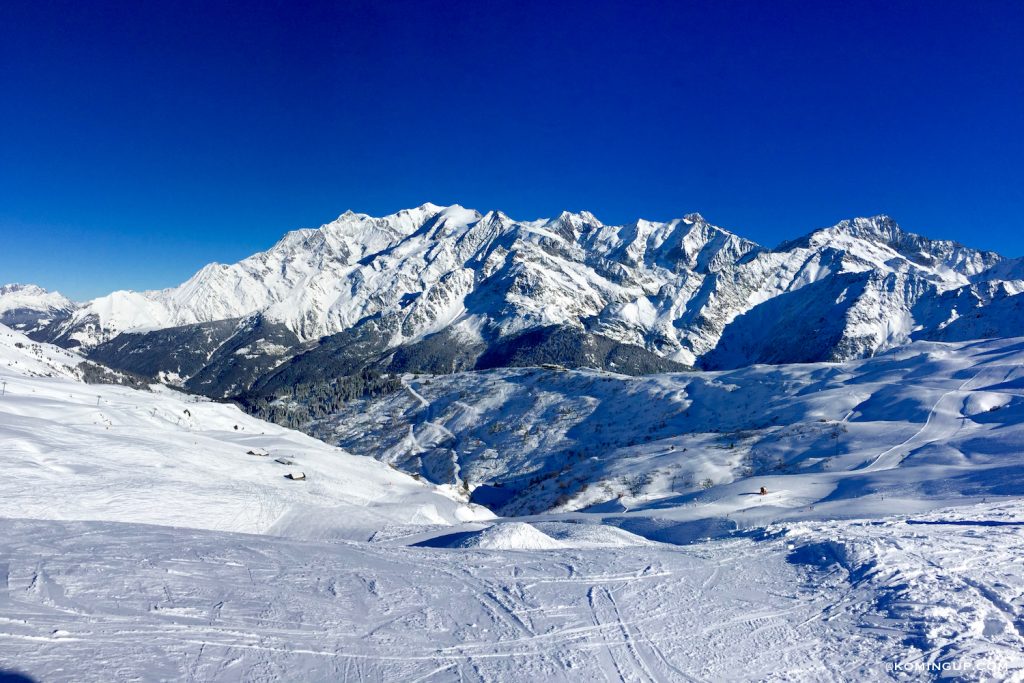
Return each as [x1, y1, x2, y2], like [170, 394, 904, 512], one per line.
[2, 506, 1022, 681]
[1, 327, 1023, 680]
[8, 207, 1023, 372]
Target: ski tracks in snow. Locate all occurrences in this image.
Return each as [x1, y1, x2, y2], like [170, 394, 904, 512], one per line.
[0, 518, 875, 682]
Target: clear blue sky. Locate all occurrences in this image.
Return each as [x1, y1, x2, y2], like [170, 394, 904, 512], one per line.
[2, 0, 1021, 300]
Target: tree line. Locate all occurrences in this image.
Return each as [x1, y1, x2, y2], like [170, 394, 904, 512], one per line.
[234, 369, 403, 429]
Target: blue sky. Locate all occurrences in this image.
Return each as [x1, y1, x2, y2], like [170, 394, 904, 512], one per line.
[2, 0, 1021, 300]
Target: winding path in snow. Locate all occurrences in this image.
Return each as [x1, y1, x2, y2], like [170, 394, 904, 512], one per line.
[857, 367, 997, 473]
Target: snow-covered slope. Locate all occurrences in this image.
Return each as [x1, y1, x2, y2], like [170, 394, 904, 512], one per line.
[2, 499, 1021, 681]
[0, 324, 491, 540]
[321, 336, 1024, 519]
[1, 324, 1023, 680]
[18, 206, 1023, 393]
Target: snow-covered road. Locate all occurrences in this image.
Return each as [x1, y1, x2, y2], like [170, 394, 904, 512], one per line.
[858, 364, 1006, 473]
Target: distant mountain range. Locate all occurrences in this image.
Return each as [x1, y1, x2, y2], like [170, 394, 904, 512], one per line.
[5, 205, 1023, 397]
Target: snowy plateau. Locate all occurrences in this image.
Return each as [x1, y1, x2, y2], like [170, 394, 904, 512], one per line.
[2, 206, 1024, 682]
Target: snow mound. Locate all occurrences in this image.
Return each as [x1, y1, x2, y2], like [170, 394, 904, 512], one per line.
[446, 522, 565, 550]
[532, 522, 654, 547]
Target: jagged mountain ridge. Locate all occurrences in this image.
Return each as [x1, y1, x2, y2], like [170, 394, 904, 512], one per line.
[5, 205, 1023, 395]
[40, 204, 762, 354]
[0, 283, 76, 336]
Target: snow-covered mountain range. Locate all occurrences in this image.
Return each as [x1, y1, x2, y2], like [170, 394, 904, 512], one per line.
[4, 219, 1024, 679]
[5, 205, 1023, 397]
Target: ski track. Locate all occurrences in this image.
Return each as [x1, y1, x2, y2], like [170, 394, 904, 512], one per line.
[2, 510, 1023, 681]
[859, 366, 995, 473]
[0, 517, 907, 682]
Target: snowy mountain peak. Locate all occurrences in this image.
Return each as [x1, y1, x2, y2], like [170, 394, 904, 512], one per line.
[788, 214, 903, 249]
[552, 210, 603, 231]
[1, 282, 69, 299]
[775, 215, 1004, 284]
[395, 202, 444, 218]
[0, 283, 75, 314]
[0, 283, 78, 339]
[831, 214, 901, 238]
[1, 283, 43, 296]
[824, 215, 964, 257]
[411, 201, 448, 213]
[479, 209, 511, 224]
[807, 214, 990, 261]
